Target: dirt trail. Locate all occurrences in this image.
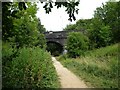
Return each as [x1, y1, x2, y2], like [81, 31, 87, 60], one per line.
[52, 57, 88, 88]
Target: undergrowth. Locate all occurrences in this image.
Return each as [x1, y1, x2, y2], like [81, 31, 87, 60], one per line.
[58, 44, 119, 88]
[2, 42, 60, 89]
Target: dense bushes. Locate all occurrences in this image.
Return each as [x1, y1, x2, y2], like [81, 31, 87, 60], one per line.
[88, 18, 112, 49]
[2, 43, 60, 89]
[2, 42, 18, 65]
[2, 42, 15, 59]
[66, 32, 89, 58]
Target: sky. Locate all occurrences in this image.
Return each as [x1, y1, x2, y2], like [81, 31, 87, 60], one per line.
[36, 0, 110, 31]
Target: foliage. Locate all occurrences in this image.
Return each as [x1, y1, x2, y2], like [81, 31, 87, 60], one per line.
[4, 0, 80, 21]
[94, 1, 120, 43]
[66, 32, 89, 58]
[2, 41, 18, 65]
[75, 19, 92, 31]
[2, 2, 13, 41]
[36, 34, 46, 49]
[2, 2, 60, 89]
[58, 44, 119, 88]
[64, 19, 92, 34]
[57, 54, 68, 61]
[10, 2, 39, 47]
[64, 1, 120, 49]
[2, 42, 15, 59]
[64, 17, 112, 49]
[43, 1, 80, 21]
[64, 24, 76, 31]
[37, 18, 46, 33]
[2, 43, 60, 88]
[88, 18, 112, 49]
[2, 2, 27, 41]
[2, 2, 46, 48]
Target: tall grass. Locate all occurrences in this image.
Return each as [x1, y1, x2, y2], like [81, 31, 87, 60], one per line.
[2, 42, 60, 89]
[58, 44, 119, 88]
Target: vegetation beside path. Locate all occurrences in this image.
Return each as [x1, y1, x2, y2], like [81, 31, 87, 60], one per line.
[57, 44, 119, 88]
[2, 2, 60, 89]
[2, 42, 60, 89]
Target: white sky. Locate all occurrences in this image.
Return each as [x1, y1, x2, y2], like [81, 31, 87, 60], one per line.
[36, 0, 110, 31]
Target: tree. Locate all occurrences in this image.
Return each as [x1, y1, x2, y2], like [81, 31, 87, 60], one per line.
[2, 1, 81, 42]
[11, 0, 80, 21]
[37, 18, 46, 33]
[66, 32, 89, 58]
[35, 34, 46, 49]
[42, 1, 80, 21]
[2, 2, 13, 41]
[64, 19, 92, 35]
[94, 1, 120, 43]
[10, 2, 39, 47]
[2, 1, 81, 48]
[88, 17, 112, 49]
[64, 24, 76, 31]
[2, 2, 46, 48]
[75, 19, 92, 31]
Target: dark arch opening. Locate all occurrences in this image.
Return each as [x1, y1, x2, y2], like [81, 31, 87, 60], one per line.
[46, 41, 63, 56]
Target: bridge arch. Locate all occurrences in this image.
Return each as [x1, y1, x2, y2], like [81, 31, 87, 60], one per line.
[46, 40, 64, 47]
[44, 30, 83, 55]
[46, 41, 64, 56]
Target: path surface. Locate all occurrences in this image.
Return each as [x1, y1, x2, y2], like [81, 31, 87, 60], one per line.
[52, 57, 88, 88]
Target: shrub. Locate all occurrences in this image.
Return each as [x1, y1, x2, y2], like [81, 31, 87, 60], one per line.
[2, 46, 60, 89]
[35, 34, 46, 49]
[66, 32, 89, 58]
[2, 42, 15, 58]
[88, 19, 112, 49]
[2, 41, 18, 65]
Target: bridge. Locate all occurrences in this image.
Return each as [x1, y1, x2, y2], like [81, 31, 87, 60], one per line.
[44, 30, 84, 46]
[44, 30, 85, 55]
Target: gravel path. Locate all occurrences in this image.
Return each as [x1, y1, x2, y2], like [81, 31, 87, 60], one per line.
[52, 57, 88, 88]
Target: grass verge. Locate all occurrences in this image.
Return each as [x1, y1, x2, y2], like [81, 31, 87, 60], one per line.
[57, 44, 119, 88]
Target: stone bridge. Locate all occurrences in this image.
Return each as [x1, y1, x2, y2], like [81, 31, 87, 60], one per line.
[44, 30, 84, 47]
